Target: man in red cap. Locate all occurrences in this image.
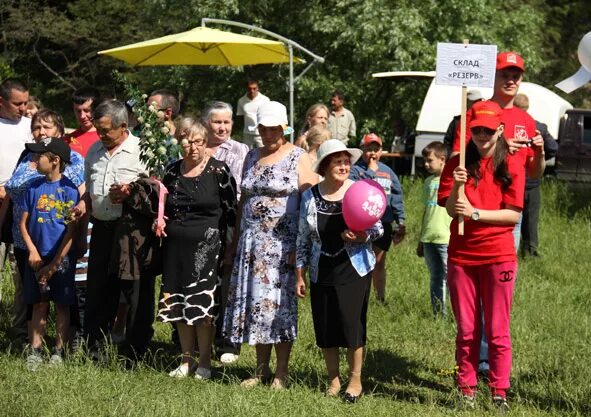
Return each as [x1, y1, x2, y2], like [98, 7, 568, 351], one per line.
[350, 133, 405, 303]
[452, 51, 546, 179]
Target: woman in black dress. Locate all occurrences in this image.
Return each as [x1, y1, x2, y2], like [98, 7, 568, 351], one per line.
[296, 140, 383, 402]
[157, 117, 237, 380]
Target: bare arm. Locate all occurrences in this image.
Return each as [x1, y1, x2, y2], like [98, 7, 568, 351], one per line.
[444, 168, 463, 218]
[297, 152, 318, 192]
[72, 191, 92, 219]
[37, 223, 76, 283]
[295, 267, 307, 298]
[526, 131, 546, 180]
[447, 166, 520, 225]
[19, 211, 43, 272]
[294, 134, 307, 148]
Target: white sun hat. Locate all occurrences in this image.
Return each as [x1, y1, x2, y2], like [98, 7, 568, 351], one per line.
[312, 139, 363, 173]
[251, 101, 293, 135]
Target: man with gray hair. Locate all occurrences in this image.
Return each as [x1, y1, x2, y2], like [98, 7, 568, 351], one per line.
[73, 99, 154, 356]
[202, 101, 248, 363]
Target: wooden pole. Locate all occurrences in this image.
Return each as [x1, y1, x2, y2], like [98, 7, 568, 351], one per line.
[458, 39, 469, 236]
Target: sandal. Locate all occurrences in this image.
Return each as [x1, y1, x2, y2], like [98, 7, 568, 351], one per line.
[270, 376, 289, 390]
[169, 363, 195, 378]
[240, 370, 272, 388]
[326, 383, 341, 397]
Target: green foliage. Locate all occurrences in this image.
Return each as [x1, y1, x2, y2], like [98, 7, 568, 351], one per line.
[113, 71, 180, 175]
[1, 0, 589, 141]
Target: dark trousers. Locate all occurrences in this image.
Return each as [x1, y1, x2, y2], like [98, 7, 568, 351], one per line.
[10, 247, 29, 340]
[521, 186, 541, 256]
[120, 275, 155, 355]
[85, 218, 155, 355]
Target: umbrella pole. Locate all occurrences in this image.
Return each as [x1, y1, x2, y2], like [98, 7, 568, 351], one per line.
[289, 44, 294, 142]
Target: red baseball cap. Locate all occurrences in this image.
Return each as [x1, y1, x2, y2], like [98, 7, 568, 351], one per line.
[469, 100, 503, 130]
[496, 51, 525, 72]
[361, 133, 382, 146]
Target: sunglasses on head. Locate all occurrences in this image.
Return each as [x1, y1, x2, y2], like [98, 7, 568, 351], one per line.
[470, 126, 497, 136]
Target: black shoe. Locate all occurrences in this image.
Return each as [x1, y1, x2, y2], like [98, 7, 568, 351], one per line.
[343, 391, 362, 403]
[492, 395, 510, 414]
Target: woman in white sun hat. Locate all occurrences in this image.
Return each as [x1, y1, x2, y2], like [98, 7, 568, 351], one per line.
[223, 101, 317, 389]
[295, 139, 383, 403]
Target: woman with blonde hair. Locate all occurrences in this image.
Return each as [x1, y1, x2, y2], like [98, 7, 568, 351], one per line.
[301, 125, 331, 164]
[295, 104, 330, 148]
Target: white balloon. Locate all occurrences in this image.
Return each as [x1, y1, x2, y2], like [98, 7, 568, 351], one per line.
[556, 31, 591, 93]
[578, 31, 591, 72]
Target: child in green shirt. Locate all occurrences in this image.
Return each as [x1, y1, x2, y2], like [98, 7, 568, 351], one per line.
[417, 142, 451, 317]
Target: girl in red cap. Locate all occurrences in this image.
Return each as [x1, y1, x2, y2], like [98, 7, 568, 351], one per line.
[438, 100, 525, 411]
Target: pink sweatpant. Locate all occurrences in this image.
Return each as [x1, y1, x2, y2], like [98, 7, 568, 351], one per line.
[447, 261, 516, 391]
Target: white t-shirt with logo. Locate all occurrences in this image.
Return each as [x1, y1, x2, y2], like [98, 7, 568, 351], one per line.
[0, 116, 33, 185]
[236, 93, 270, 135]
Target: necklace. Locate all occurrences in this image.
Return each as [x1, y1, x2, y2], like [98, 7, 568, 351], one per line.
[181, 155, 209, 177]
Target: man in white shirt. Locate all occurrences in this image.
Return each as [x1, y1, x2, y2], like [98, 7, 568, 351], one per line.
[73, 99, 153, 356]
[236, 80, 269, 148]
[0, 78, 31, 346]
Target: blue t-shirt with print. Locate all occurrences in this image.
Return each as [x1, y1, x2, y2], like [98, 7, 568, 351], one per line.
[20, 176, 80, 256]
[5, 150, 85, 250]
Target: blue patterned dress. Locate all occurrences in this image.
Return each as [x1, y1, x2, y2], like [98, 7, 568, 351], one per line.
[224, 146, 304, 345]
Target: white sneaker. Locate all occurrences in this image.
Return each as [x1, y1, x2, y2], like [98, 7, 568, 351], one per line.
[195, 367, 211, 380]
[220, 353, 239, 364]
[26, 350, 43, 372]
[49, 350, 64, 367]
[169, 364, 193, 378]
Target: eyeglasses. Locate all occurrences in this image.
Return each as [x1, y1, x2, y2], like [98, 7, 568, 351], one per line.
[182, 139, 206, 148]
[470, 127, 497, 136]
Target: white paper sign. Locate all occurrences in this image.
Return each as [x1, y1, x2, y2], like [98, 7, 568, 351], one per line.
[436, 43, 498, 88]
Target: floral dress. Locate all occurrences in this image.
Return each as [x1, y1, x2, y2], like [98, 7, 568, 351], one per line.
[224, 146, 304, 345]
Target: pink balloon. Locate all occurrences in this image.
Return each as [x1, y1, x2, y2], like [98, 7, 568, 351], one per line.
[342, 179, 387, 231]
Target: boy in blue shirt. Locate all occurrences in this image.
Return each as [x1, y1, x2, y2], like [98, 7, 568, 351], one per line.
[416, 141, 451, 317]
[19, 137, 79, 370]
[350, 133, 405, 303]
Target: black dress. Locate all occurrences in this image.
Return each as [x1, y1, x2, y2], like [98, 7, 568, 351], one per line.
[309, 185, 371, 349]
[157, 158, 237, 325]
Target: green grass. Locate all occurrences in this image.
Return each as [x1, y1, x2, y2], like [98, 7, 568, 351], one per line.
[0, 179, 589, 416]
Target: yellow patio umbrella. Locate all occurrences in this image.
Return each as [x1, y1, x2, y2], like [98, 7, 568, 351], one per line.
[98, 26, 300, 66]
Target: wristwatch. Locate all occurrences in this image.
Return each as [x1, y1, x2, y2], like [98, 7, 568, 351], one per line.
[470, 208, 480, 221]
